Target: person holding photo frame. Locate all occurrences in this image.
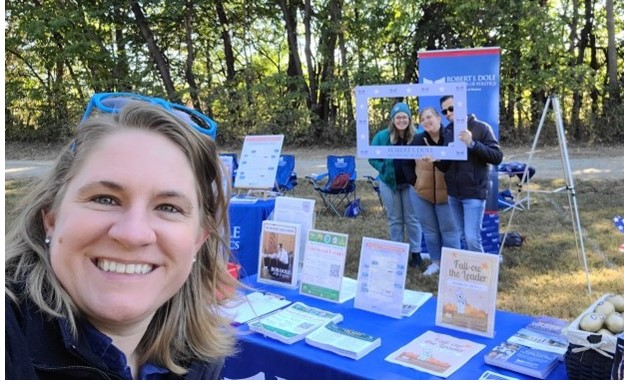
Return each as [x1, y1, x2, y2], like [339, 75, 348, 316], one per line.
[435, 95, 503, 252]
[411, 107, 462, 276]
[369, 101, 423, 267]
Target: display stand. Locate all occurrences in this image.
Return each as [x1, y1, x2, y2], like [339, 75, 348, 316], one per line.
[499, 95, 591, 294]
[233, 134, 284, 199]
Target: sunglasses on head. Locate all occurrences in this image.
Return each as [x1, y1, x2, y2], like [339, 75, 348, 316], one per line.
[81, 92, 218, 139]
[441, 106, 454, 116]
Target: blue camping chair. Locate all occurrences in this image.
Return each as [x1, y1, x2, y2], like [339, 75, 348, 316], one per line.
[364, 174, 385, 216]
[306, 155, 358, 216]
[219, 153, 239, 187]
[274, 154, 298, 194]
[497, 162, 536, 211]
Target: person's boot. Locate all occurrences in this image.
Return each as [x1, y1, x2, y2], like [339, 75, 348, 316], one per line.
[409, 252, 422, 267]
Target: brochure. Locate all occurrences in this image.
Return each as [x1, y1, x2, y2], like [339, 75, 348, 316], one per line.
[435, 247, 500, 338]
[305, 321, 381, 360]
[219, 291, 291, 326]
[257, 220, 301, 288]
[506, 315, 569, 360]
[299, 229, 351, 303]
[248, 302, 343, 344]
[354, 237, 410, 319]
[402, 289, 433, 318]
[483, 341, 559, 379]
[385, 330, 486, 378]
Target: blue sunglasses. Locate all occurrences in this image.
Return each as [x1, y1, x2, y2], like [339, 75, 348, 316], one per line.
[81, 92, 218, 140]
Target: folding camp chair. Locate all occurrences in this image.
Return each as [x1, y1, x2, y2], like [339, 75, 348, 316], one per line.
[305, 155, 357, 216]
[219, 153, 239, 187]
[497, 162, 536, 212]
[273, 154, 298, 194]
[364, 174, 386, 216]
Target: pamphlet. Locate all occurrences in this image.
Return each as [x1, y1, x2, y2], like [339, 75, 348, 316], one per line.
[305, 321, 381, 360]
[402, 289, 433, 318]
[483, 341, 559, 379]
[219, 291, 291, 326]
[354, 237, 409, 319]
[478, 370, 518, 380]
[384, 330, 486, 378]
[299, 229, 350, 303]
[257, 220, 301, 288]
[435, 247, 500, 338]
[248, 302, 343, 344]
[506, 315, 569, 360]
[235, 134, 284, 190]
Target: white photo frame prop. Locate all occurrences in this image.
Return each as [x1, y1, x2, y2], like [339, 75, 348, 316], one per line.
[355, 83, 468, 160]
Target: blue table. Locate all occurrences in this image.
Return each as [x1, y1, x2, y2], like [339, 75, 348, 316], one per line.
[228, 198, 276, 277]
[221, 275, 568, 380]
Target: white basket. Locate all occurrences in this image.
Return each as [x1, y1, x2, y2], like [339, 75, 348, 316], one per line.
[564, 293, 618, 355]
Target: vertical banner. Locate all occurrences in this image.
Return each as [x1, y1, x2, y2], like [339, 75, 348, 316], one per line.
[418, 47, 501, 254]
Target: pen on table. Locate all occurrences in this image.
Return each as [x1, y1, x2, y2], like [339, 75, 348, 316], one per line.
[261, 291, 285, 300]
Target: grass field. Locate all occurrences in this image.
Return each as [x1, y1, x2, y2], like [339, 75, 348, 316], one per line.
[5, 176, 623, 322]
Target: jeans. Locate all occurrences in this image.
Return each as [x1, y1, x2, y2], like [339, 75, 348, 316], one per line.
[379, 182, 422, 253]
[448, 196, 486, 252]
[412, 194, 461, 260]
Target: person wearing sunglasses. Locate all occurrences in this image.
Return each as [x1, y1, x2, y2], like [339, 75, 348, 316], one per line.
[5, 101, 239, 379]
[435, 95, 503, 253]
[369, 101, 424, 268]
[410, 107, 462, 276]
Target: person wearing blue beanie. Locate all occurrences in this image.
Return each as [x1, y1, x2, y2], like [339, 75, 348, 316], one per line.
[369, 101, 423, 268]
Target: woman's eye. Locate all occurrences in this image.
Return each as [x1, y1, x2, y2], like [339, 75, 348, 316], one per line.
[92, 196, 117, 206]
[158, 204, 182, 214]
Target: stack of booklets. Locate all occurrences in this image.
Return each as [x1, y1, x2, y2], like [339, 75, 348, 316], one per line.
[305, 321, 381, 360]
[505, 315, 569, 360]
[248, 302, 343, 344]
[483, 341, 559, 379]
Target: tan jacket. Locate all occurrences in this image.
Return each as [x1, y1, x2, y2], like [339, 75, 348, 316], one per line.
[414, 159, 448, 204]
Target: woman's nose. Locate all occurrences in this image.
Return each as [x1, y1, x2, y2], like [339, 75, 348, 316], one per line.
[108, 207, 157, 248]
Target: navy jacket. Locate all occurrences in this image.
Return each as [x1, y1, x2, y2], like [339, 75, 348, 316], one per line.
[5, 293, 224, 380]
[436, 114, 503, 200]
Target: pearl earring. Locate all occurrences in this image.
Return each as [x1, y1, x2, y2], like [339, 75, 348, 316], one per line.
[45, 237, 51, 245]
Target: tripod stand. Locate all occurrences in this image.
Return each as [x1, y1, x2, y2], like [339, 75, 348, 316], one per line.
[499, 95, 592, 295]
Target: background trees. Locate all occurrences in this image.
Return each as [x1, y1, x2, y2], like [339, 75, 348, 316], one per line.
[5, 0, 623, 146]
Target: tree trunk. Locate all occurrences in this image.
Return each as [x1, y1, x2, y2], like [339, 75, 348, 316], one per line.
[605, 0, 621, 106]
[215, 1, 236, 82]
[184, 0, 202, 111]
[129, 0, 178, 102]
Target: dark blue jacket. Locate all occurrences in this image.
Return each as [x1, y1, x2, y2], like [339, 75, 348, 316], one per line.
[5, 293, 224, 380]
[436, 114, 503, 200]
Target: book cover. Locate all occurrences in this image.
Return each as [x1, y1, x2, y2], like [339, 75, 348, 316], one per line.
[506, 316, 569, 359]
[299, 229, 350, 303]
[384, 330, 486, 378]
[354, 237, 409, 319]
[483, 341, 559, 379]
[435, 247, 500, 338]
[305, 321, 381, 360]
[257, 220, 301, 288]
[248, 302, 343, 345]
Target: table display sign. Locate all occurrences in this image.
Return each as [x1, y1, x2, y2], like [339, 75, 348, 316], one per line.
[299, 229, 351, 303]
[257, 220, 301, 288]
[435, 247, 500, 338]
[353, 237, 409, 319]
[385, 330, 485, 378]
[274, 196, 316, 272]
[234, 134, 284, 189]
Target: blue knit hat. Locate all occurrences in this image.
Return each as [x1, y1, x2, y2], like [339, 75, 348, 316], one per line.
[390, 102, 412, 119]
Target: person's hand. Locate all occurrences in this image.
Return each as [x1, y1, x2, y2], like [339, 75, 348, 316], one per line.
[421, 154, 436, 163]
[458, 130, 473, 146]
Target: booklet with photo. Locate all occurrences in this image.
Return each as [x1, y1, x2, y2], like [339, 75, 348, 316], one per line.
[483, 341, 560, 379]
[385, 330, 486, 378]
[435, 247, 500, 338]
[257, 220, 302, 288]
[219, 291, 292, 326]
[305, 321, 381, 360]
[353, 237, 409, 319]
[506, 315, 569, 360]
[299, 229, 352, 303]
[402, 289, 433, 318]
[248, 302, 343, 345]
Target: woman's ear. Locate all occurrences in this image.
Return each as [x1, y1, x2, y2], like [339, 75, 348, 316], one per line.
[42, 208, 56, 236]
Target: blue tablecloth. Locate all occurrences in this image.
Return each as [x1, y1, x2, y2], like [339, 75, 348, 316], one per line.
[228, 198, 276, 277]
[222, 275, 568, 380]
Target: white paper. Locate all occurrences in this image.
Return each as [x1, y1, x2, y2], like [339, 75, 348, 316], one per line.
[354, 237, 409, 319]
[235, 134, 284, 189]
[273, 197, 316, 271]
[220, 291, 291, 325]
[402, 289, 433, 317]
[299, 229, 350, 303]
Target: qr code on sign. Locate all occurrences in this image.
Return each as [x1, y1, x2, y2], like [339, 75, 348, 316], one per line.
[329, 264, 340, 278]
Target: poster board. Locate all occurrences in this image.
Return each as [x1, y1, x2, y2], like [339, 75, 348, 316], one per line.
[234, 134, 284, 190]
[257, 220, 301, 289]
[435, 247, 500, 338]
[353, 237, 409, 319]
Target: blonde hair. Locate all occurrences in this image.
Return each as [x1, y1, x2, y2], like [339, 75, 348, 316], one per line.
[5, 101, 239, 375]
